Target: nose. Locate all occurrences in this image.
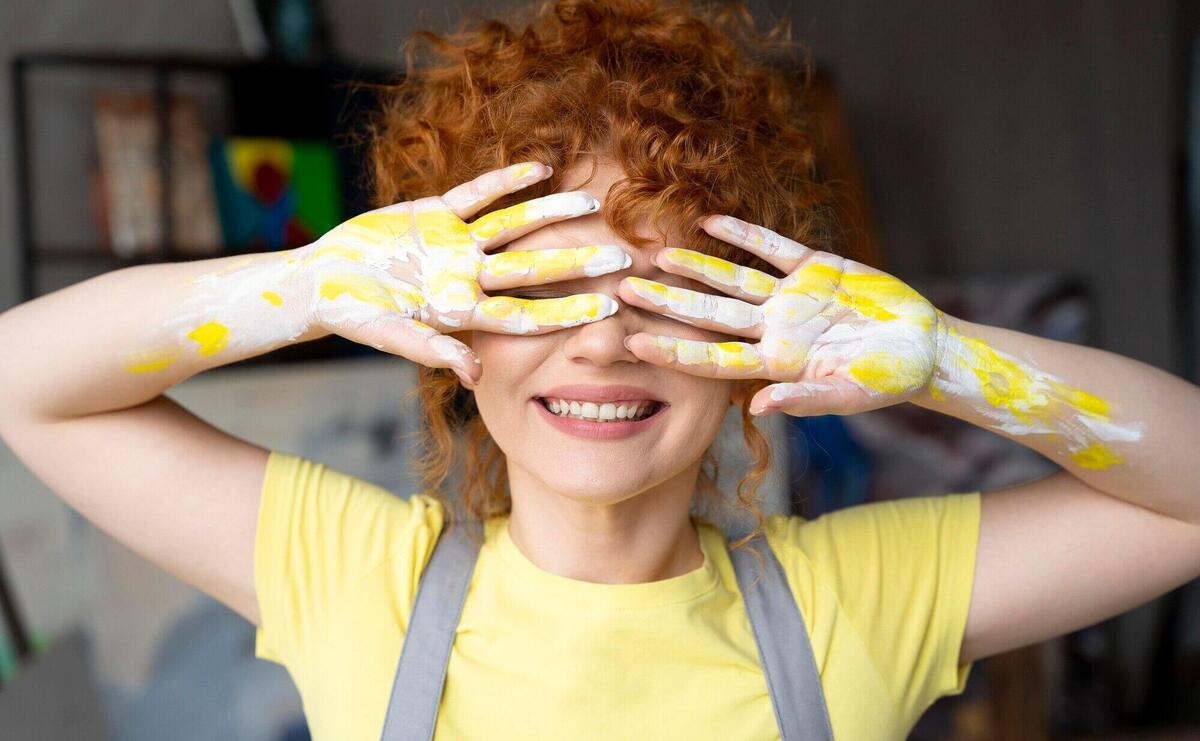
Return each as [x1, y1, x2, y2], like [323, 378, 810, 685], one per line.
[559, 295, 642, 367]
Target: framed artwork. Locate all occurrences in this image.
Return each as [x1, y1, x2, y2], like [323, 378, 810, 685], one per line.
[92, 92, 221, 258]
[209, 136, 342, 253]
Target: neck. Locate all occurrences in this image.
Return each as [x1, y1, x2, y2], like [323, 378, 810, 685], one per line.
[504, 460, 705, 584]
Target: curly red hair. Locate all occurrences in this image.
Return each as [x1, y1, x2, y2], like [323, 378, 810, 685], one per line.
[356, 0, 835, 555]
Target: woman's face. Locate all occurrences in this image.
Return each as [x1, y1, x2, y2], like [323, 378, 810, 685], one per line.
[461, 158, 745, 505]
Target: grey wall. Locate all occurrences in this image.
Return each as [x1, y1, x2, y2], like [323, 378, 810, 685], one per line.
[1, 0, 1184, 376]
[769, 0, 1181, 375]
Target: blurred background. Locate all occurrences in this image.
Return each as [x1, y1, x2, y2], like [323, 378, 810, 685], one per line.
[1, 0, 1199, 739]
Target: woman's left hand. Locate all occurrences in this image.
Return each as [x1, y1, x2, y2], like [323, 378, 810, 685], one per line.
[619, 214, 946, 417]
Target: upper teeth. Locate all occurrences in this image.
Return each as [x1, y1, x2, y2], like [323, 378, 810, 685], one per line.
[542, 398, 657, 421]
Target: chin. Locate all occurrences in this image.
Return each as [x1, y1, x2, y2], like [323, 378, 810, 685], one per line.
[527, 466, 657, 503]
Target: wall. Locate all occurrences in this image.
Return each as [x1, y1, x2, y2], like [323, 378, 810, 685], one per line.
[767, 0, 1180, 373]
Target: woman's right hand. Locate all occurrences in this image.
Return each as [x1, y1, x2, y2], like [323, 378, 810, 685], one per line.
[292, 162, 629, 385]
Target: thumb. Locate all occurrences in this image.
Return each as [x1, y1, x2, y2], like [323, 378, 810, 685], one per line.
[348, 315, 480, 383]
[749, 378, 870, 417]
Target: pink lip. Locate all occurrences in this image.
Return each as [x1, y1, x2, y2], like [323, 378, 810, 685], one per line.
[535, 384, 664, 403]
[531, 398, 667, 440]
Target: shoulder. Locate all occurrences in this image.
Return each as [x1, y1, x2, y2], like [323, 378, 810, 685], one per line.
[257, 449, 448, 590]
[761, 492, 981, 564]
[262, 449, 445, 525]
[758, 493, 981, 621]
[759, 494, 983, 715]
[255, 450, 450, 666]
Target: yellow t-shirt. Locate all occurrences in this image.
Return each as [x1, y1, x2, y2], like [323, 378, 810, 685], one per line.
[255, 450, 981, 741]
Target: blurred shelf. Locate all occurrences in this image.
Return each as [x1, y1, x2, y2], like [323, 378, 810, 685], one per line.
[12, 48, 397, 317]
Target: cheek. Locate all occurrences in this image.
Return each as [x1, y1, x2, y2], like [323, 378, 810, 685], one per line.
[463, 332, 549, 424]
[677, 378, 736, 425]
[468, 332, 520, 392]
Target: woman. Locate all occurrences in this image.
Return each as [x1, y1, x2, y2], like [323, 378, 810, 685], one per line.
[2, 1, 1199, 739]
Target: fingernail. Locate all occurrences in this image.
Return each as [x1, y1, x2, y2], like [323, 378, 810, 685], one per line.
[453, 368, 474, 387]
[623, 337, 633, 350]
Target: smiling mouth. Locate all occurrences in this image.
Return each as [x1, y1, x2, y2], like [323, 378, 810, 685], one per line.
[534, 397, 668, 423]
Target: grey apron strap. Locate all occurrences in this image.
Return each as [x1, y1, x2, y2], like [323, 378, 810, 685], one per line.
[379, 518, 481, 741]
[378, 518, 833, 741]
[727, 530, 835, 741]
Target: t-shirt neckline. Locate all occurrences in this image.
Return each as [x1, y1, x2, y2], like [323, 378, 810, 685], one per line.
[488, 516, 723, 610]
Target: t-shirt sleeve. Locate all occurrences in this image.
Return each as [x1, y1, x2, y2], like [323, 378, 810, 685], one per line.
[253, 449, 444, 670]
[787, 491, 982, 721]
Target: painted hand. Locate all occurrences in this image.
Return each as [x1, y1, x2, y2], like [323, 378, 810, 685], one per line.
[294, 162, 631, 380]
[619, 214, 945, 417]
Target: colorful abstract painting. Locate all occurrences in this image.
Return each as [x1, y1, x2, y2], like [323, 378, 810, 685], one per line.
[209, 137, 342, 252]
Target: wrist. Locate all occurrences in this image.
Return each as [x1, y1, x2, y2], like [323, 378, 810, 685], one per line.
[273, 246, 333, 343]
[912, 308, 965, 412]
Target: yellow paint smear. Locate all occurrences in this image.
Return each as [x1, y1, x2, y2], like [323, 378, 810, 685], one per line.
[470, 201, 535, 242]
[848, 351, 926, 394]
[781, 263, 935, 325]
[478, 294, 610, 325]
[711, 341, 763, 370]
[318, 274, 401, 313]
[650, 337, 763, 371]
[627, 278, 720, 321]
[187, 321, 230, 356]
[340, 210, 414, 244]
[663, 249, 737, 285]
[261, 290, 283, 306]
[662, 249, 776, 297]
[1050, 381, 1112, 419]
[342, 209, 477, 251]
[949, 330, 1045, 423]
[389, 284, 426, 311]
[946, 325, 1129, 468]
[627, 276, 672, 300]
[123, 348, 177, 373]
[835, 274, 902, 322]
[1071, 442, 1124, 470]
[424, 268, 480, 309]
[486, 246, 603, 279]
[299, 244, 365, 268]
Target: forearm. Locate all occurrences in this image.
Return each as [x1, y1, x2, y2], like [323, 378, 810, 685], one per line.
[0, 249, 324, 422]
[912, 311, 1200, 525]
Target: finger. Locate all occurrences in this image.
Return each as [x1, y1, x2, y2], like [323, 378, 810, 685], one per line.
[624, 334, 767, 379]
[441, 161, 552, 220]
[468, 191, 600, 251]
[479, 245, 631, 290]
[620, 277, 763, 339]
[325, 311, 481, 383]
[653, 247, 779, 304]
[468, 293, 618, 335]
[749, 378, 876, 417]
[701, 214, 815, 274]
